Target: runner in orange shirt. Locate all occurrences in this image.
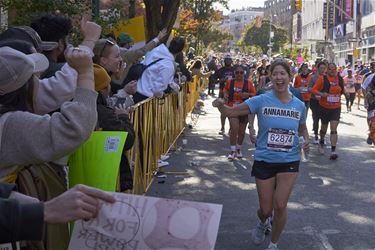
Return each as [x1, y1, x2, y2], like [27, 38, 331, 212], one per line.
[223, 65, 256, 160]
[311, 63, 344, 160]
[293, 63, 312, 115]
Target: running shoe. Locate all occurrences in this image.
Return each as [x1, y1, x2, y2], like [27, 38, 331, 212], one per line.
[218, 128, 225, 135]
[318, 144, 325, 155]
[265, 216, 272, 235]
[313, 137, 319, 144]
[329, 152, 338, 160]
[228, 151, 236, 160]
[236, 149, 243, 158]
[251, 220, 267, 244]
[266, 244, 279, 250]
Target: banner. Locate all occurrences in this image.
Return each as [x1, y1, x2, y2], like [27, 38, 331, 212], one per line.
[68, 131, 127, 192]
[333, 24, 345, 39]
[69, 192, 223, 250]
[344, 0, 353, 21]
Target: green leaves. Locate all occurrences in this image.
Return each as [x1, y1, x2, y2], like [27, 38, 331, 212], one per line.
[240, 19, 288, 54]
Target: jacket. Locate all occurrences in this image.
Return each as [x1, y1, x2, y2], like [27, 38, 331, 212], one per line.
[34, 63, 78, 115]
[96, 93, 135, 150]
[0, 183, 44, 243]
[118, 38, 159, 84]
[136, 44, 176, 97]
[0, 88, 98, 178]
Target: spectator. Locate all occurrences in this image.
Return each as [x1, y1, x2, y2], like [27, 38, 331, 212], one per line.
[0, 45, 97, 171]
[114, 29, 168, 91]
[187, 47, 195, 61]
[189, 59, 213, 78]
[0, 183, 115, 244]
[0, 20, 101, 115]
[31, 14, 73, 78]
[133, 37, 185, 103]
[93, 64, 136, 191]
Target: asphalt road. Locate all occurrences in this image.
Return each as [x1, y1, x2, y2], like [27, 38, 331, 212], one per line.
[147, 94, 375, 250]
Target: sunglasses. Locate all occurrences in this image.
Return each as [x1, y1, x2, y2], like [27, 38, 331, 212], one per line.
[235, 71, 244, 74]
[99, 39, 115, 58]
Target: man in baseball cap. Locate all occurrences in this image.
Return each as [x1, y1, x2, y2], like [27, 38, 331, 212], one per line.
[0, 46, 49, 95]
[0, 26, 58, 52]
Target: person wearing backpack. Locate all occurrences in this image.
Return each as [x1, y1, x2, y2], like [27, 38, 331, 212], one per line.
[223, 66, 256, 160]
[311, 62, 345, 160]
[132, 37, 186, 103]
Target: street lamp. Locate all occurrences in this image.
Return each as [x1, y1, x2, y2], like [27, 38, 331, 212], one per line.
[268, 14, 277, 56]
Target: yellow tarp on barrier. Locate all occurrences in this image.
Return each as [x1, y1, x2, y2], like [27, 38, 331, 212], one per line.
[113, 16, 145, 43]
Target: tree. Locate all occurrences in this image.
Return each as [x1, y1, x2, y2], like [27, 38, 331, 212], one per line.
[0, 0, 90, 26]
[143, 0, 181, 42]
[201, 26, 232, 51]
[179, 0, 228, 53]
[239, 19, 288, 54]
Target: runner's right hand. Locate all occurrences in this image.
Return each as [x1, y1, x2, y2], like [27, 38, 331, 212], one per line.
[212, 98, 225, 107]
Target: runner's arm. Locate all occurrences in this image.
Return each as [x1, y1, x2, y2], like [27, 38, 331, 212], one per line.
[212, 98, 249, 117]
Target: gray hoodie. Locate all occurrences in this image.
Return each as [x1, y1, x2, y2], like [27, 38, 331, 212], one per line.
[0, 88, 98, 178]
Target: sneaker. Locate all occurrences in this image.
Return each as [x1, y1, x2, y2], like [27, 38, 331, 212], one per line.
[266, 244, 279, 250]
[329, 152, 338, 160]
[236, 149, 243, 158]
[160, 154, 170, 161]
[218, 128, 225, 135]
[265, 214, 273, 235]
[313, 137, 319, 144]
[251, 220, 267, 245]
[318, 144, 325, 155]
[228, 151, 236, 160]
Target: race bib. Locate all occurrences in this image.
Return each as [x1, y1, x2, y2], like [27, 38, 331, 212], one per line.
[267, 128, 295, 152]
[327, 94, 340, 103]
[300, 87, 308, 93]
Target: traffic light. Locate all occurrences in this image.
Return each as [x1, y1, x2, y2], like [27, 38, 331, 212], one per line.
[295, 0, 302, 12]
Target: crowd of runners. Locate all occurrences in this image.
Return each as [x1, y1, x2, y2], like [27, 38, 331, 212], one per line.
[209, 54, 375, 250]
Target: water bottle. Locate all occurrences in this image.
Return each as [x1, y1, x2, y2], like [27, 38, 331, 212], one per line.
[299, 136, 309, 162]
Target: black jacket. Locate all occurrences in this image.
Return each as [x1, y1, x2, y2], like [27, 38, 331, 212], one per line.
[97, 93, 135, 150]
[0, 183, 44, 243]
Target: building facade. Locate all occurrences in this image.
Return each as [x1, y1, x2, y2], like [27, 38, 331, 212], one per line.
[264, 0, 292, 42]
[219, 8, 264, 43]
[300, 0, 374, 64]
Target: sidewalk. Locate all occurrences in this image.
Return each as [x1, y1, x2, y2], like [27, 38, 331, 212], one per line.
[146, 94, 375, 250]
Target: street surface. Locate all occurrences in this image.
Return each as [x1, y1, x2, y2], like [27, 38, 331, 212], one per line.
[147, 94, 375, 250]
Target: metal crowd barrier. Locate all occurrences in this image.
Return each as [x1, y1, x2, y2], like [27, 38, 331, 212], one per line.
[126, 75, 208, 194]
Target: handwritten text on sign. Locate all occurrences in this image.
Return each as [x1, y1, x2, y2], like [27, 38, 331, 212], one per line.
[68, 192, 222, 250]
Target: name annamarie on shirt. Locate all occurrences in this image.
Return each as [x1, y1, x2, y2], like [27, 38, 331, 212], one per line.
[262, 107, 301, 120]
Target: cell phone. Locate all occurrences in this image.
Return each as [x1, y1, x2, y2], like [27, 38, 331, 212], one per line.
[115, 96, 134, 108]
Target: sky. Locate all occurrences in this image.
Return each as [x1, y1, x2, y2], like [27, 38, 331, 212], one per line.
[214, 0, 265, 14]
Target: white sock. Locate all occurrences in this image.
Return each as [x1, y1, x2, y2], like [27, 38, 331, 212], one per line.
[268, 242, 277, 248]
[230, 145, 236, 151]
[236, 144, 241, 150]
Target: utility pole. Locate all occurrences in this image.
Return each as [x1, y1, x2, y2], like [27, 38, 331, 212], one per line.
[352, 0, 357, 67]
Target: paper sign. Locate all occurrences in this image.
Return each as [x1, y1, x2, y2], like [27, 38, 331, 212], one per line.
[69, 131, 127, 192]
[68, 192, 222, 250]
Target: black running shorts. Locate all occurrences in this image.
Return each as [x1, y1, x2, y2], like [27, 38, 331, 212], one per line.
[319, 107, 341, 124]
[251, 160, 300, 180]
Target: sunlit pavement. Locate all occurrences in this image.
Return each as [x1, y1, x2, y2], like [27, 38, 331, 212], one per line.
[147, 94, 375, 250]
